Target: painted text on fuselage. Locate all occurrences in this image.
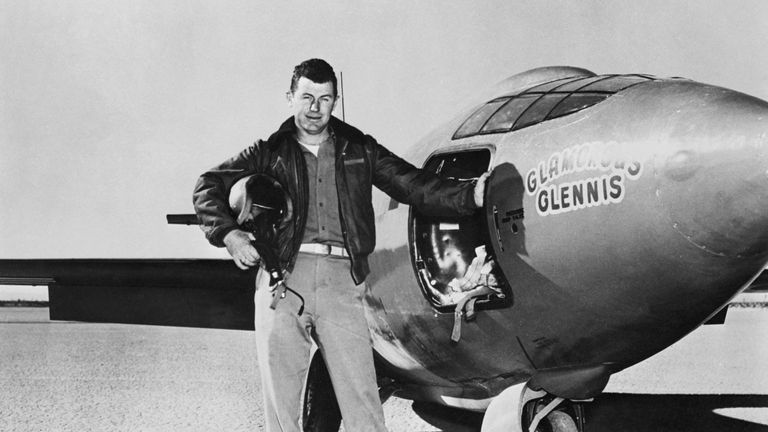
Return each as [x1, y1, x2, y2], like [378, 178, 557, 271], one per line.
[525, 142, 642, 216]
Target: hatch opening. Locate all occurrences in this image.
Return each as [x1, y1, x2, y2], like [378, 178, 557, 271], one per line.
[409, 149, 510, 312]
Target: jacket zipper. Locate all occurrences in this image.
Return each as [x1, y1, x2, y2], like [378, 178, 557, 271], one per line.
[287, 141, 310, 273]
[337, 138, 353, 260]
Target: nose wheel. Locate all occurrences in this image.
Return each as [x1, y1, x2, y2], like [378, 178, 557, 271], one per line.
[533, 410, 578, 432]
[481, 382, 584, 432]
[527, 398, 582, 432]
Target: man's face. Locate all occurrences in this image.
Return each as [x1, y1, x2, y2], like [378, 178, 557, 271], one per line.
[287, 77, 338, 136]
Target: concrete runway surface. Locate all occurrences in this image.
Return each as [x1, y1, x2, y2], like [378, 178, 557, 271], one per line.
[1, 307, 767, 431]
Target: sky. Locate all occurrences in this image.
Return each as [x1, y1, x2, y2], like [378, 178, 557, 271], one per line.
[2, 0, 768, 298]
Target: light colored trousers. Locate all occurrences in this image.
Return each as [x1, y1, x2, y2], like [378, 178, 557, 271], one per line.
[254, 252, 388, 432]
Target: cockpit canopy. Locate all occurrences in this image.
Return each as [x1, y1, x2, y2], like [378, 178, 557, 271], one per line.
[453, 74, 658, 140]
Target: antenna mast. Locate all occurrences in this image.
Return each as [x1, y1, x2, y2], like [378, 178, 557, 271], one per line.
[340, 71, 346, 122]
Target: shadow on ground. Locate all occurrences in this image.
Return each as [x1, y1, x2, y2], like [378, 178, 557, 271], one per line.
[413, 394, 768, 432]
[586, 394, 768, 432]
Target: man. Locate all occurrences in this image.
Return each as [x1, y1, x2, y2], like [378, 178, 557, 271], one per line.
[193, 58, 488, 432]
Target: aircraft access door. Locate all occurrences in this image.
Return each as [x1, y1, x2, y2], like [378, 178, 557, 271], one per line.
[409, 149, 511, 313]
[483, 162, 529, 295]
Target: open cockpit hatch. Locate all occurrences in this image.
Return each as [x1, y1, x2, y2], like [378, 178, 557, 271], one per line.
[409, 148, 511, 313]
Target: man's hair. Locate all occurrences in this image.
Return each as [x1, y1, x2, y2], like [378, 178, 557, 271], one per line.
[290, 58, 338, 96]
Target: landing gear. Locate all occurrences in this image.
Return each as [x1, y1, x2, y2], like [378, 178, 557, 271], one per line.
[526, 397, 583, 432]
[536, 410, 579, 432]
[481, 383, 585, 432]
[302, 353, 342, 432]
[302, 352, 397, 432]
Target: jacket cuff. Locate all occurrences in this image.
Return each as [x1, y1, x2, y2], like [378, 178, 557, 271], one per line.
[463, 182, 479, 212]
[209, 225, 239, 248]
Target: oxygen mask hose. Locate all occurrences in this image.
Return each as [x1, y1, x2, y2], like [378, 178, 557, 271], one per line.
[252, 239, 305, 316]
[269, 280, 305, 316]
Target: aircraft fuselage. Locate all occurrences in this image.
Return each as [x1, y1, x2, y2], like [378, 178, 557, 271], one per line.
[363, 67, 768, 409]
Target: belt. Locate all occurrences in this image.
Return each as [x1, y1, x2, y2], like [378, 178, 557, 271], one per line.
[299, 243, 349, 257]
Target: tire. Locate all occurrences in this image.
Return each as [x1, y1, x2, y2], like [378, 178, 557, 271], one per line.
[302, 353, 342, 432]
[536, 410, 579, 432]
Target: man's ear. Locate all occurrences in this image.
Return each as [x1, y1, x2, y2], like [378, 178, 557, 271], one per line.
[285, 91, 293, 106]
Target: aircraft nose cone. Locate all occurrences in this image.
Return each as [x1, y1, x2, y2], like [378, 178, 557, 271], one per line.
[656, 90, 768, 259]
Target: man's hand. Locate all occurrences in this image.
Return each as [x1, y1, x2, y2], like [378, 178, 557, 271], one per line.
[223, 230, 261, 270]
[474, 172, 491, 207]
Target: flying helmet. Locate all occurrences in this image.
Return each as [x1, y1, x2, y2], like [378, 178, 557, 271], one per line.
[228, 173, 293, 229]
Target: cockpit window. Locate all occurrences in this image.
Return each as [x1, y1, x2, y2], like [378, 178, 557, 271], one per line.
[480, 95, 538, 133]
[550, 75, 608, 92]
[452, 74, 656, 140]
[549, 93, 609, 118]
[513, 93, 570, 130]
[453, 98, 508, 139]
[580, 75, 651, 93]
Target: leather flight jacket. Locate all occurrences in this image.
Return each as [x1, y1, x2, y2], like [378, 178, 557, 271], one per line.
[193, 116, 478, 284]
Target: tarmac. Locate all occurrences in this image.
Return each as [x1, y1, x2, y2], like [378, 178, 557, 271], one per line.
[1, 307, 767, 431]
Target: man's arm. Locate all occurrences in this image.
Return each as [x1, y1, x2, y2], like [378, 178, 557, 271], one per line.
[369, 140, 487, 216]
[193, 145, 262, 268]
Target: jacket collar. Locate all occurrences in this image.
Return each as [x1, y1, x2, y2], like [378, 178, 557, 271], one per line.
[274, 116, 298, 138]
[268, 116, 364, 151]
[273, 116, 362, 139]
